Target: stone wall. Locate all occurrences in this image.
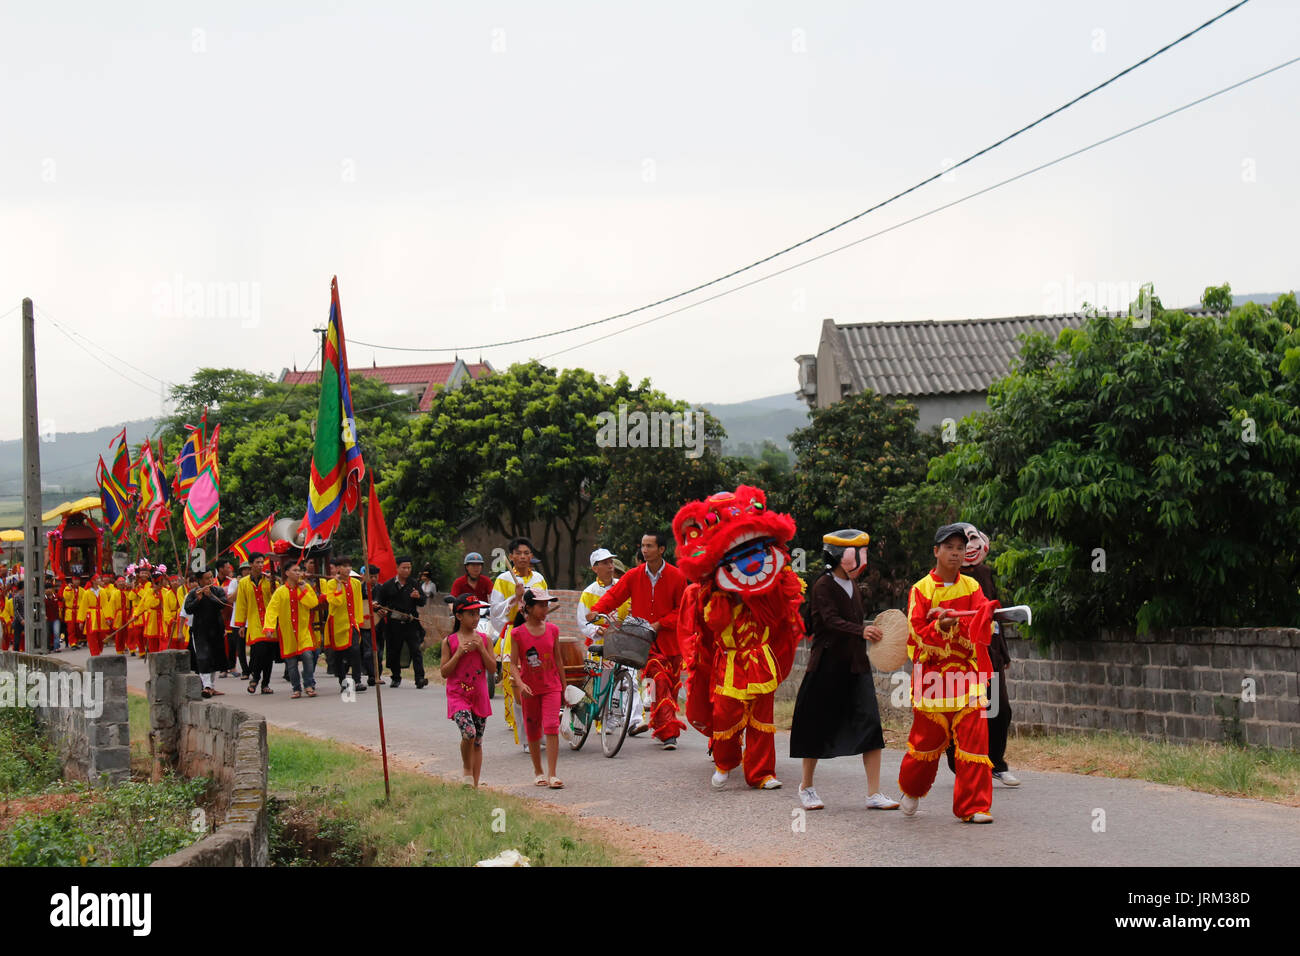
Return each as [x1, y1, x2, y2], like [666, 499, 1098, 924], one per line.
[147, 651, 269, 866]
[779, 626, 1300, 749]
[0, 650, 129, 785]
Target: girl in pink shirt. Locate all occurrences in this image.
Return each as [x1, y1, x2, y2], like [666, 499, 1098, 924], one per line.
[441, 594, 495, 787]
[512, 588, 565, 788]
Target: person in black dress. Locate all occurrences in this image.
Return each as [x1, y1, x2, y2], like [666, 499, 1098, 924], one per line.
[790, 529, 900, 812]
[185, 567, 231, 699]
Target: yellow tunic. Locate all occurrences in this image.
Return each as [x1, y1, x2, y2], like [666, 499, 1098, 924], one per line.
[132, 583, 164, 639]
[321, 577, 363, 651]
[234, 575, 276, 645]
[161, 586, 180, 642]
[100, 584, 122, 630]
[77, 588, 108, 633]
[61, 584, 81, 623]
[263, 583, 319, 658]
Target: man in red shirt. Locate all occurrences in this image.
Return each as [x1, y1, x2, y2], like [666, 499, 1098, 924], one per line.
[450, 552, 493, 603]
[587, 532, 688, 748]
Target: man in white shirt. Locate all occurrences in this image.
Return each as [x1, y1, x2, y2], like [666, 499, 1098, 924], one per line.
[577, 548, 645, 730]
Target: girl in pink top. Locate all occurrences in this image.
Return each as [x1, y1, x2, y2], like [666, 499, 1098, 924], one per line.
[441, 594, 496, 787]
[512, 588, 566, 789]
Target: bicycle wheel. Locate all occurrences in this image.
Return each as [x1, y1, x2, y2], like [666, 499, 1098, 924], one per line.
[601, 667, 634, 757]
[570, 680, 594, 751]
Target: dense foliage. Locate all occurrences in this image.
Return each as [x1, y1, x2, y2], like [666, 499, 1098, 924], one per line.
[931, 291, 1300, 639]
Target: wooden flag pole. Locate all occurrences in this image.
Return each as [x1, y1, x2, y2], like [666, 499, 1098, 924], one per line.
[359, 474, 392, 802]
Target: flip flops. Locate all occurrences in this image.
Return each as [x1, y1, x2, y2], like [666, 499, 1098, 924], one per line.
[534, 774, 548, 787]
[548, 777, 564, 790]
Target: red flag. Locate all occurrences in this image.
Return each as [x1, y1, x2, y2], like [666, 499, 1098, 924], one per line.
[366, 481, 397, 582]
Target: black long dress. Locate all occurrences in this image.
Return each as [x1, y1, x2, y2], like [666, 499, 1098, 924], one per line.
[184, 585, 232, 674]
[789, 571, 885, 759]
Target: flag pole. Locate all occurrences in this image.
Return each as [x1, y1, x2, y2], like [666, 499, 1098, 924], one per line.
[359, 472, 392, 802]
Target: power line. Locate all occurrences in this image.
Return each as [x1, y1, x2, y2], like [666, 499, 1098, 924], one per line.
[537, 54, 1300, 362]
[35, 310, 161, 397]
[36, 306, 172, 387]
[349, 0, 1253, 356]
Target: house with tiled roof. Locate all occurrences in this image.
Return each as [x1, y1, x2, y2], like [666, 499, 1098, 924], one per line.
[278, 358, 494, 412]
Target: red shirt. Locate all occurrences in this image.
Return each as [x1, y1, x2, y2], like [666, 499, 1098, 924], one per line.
[590, 560, 688, 656]
[451, 574, 493, 602]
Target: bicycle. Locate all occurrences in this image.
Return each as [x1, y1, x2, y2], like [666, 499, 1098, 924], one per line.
[566, 644, 637, 758]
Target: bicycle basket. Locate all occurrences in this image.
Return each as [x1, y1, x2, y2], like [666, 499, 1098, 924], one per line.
[603, 616, 655, 668]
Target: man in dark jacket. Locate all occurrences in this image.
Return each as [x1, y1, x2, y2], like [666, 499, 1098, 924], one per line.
[184, 567, 231, 699]
[377, 557, 427, 688]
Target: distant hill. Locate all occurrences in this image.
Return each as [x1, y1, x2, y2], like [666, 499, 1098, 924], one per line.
[0, 417, 160, 505]
[700, 392, 810, 459]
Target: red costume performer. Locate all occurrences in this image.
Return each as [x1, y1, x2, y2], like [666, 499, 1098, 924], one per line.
[589, 546, 688, 743]
[897, 524, 1000, 822]
[674, 486, 804, 790]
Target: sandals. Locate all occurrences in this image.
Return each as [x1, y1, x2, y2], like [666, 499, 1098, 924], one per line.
[211, 688, 225, 696]
[534, 774, 548, 787]
[548, 777, 564, 790]
[261, 686, 274, 694]
[247, 681, 257, 694]
[290, 691, 302, 699]
[202, 688, 214, 699]
[305, 687, 317, 698]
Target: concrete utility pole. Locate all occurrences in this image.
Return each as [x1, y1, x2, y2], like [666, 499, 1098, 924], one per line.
[21, 298, 48, 652]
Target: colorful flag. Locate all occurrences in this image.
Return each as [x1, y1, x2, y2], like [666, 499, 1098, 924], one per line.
[174, 427, 202, 496]
[183, 457, 221, 548]
[229, 513, 275, 564]
[97, 456, 130, 543]
[301, 276, 366, 543]
[365, 481, 396, 583]
[136, 442, 170, 541]
[109, 428, 134, 493]
[205, 423, 221, 480]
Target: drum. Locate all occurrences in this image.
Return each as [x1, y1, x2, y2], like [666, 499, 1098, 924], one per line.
[603, 616, 655, 669]
[558, 637, 588, 689]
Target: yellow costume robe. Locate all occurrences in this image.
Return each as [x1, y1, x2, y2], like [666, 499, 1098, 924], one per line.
[263, 582, 319, 658]
[321, 577, 363, 651]
[234, 575, 276, 646]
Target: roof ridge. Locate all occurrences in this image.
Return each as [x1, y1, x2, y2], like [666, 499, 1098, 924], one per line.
[833, 312, 1113, 329]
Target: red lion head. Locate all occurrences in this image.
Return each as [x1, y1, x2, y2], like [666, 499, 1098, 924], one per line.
[672, 485, 796, 595]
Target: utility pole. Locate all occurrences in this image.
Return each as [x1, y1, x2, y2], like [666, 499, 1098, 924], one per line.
[21, 298, 48, 653]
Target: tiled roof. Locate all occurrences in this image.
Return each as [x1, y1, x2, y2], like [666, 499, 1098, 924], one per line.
[278, 361, 493, 411]
[831, 314, 1089, 397]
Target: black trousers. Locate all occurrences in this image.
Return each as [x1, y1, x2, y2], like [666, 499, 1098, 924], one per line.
[386, 625, 424, 684]
[226, 628, 248, 674]
[249, 641, 278, 689]
[358, 628, 379, 683]
[334, 639, 362, 685]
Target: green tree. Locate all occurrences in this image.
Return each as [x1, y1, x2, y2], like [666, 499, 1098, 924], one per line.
[785, 390, 948, 608]
[1201, 282, 1233, 313]
[930, 293, 1300, 640]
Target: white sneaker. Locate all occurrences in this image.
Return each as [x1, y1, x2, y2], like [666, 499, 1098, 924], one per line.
[865, 792, 900, 810]
[711, 769, 730, 790]
[900, 794, 919, 816]
[993, 770, 1021, 787]
[761, 777, 782, 790]
[798, 786, 824, 810]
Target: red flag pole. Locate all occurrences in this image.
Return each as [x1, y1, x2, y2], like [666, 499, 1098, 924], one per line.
[359, 473, 392, 802]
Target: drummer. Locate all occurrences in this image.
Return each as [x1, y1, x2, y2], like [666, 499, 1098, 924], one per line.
[577, 548, 645, 733]
[789, 530, 899, 812]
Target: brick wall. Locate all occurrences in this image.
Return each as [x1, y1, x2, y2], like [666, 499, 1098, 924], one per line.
[0, 650, 130, 785]
[147, 651, 269, 867]
[779, 626, 1300, 750]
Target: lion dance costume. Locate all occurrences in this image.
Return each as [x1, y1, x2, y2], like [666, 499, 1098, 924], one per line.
[674, 486, 804, 789]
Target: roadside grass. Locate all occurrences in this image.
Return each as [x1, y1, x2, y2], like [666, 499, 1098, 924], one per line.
[266, 724, 639, 866]
[773, 694, 1300, 806]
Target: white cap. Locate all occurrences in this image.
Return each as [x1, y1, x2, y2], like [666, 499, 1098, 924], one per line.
[589, 548, 615, 566]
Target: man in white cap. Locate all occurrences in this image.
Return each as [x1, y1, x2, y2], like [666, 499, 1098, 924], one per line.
[577, 548, 644, 732]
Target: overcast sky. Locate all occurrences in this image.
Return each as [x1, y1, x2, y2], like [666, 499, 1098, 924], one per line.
[2, 0, 1297, 442]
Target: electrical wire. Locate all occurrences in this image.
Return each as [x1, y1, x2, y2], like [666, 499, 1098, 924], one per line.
[348, 0, 1254, 356]
[35, 310, 161, 397]
[36, 306, 172, 387]
[537, 53, 1300, 362]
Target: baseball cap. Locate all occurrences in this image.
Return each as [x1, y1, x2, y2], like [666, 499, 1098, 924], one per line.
[522, 588, 559, 605]
[934, 523, 969, 546]
[589, 547, 614, 565]
[447, 593, 490, 614]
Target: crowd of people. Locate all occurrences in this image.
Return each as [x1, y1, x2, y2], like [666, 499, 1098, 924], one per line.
[2, 515, 1022, 823]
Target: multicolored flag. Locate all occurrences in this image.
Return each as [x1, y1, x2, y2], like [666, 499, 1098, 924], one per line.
[301, 276, 366, 543]
[109, 428, 134, 493]
[174, 427, 203, 497]
[137, 442, 170, 541]
[229, 513, 275, 564]
[183, 457, 220, 548]
[97, 456, 130, 543]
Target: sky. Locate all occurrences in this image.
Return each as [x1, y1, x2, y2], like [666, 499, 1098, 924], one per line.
[2, 0, 1298, 442]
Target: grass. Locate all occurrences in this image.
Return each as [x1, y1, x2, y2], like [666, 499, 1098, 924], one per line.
[773, 694, 1300, 806]
[266, 725, 638, 866]
[0, 709, 62, 796]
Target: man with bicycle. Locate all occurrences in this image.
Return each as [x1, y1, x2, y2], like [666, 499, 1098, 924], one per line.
[578, 547, 645, 733]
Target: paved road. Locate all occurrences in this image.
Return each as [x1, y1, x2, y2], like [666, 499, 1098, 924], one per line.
[91, 648, 1300, 866]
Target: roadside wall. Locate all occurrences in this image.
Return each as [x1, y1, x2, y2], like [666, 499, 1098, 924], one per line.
[147, 651, 269, 867]
[779, 626, 1300, 749]
[0, 650, 129, 785]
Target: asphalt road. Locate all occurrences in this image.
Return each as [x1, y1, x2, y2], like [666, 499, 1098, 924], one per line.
[95, 648, 1300, 866]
